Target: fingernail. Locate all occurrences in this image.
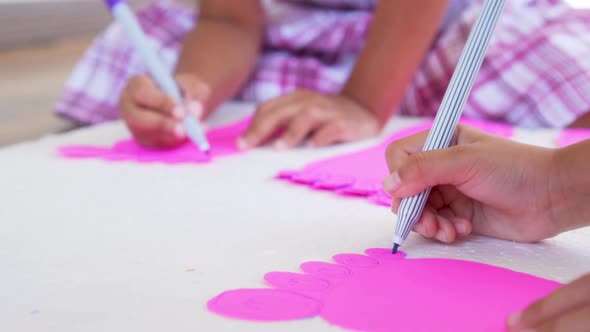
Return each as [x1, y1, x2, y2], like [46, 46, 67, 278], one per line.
[188, 101, 203, 118]
[174, 124, 185, 138]
[237, 138, 249, 150]
[507, 312, 521, 327]
[457, 223, 467, 235]
[172, 106, 185, 119]
[441, 232, 448, 243]
[274, 140, 287, 151]
[306, 141, 315, 148]
[383, 172, 401, 193]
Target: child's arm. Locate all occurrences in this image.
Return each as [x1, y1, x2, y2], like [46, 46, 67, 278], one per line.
[341, 0, 449, 124]
[240, 0, 449, 149]
[386, 128, 590, 331]
[119, 0, 263, 148]
[175, 0, 263, 114]
[383, 126, 590, 244]
[568, 112, 590, 128]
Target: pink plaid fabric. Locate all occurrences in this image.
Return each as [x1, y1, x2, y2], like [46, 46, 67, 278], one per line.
[55, 0, 590, 129]
[402, 0, 590, 128]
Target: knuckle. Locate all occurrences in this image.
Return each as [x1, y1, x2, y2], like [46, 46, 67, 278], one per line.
[157, 96, 172, 111]
[301, 107, 319, 122]
[247, 122, 265, 138]
[127, 75, 148, 91]
[331, 120, 347, 136]
[181, 75, 207, 94]
[257, 103, 272, 115]
[127, 75, 143, 88]
[130, 89, 143, 102]
[522, 299, 545, 324]
[402, 153, 428, 180]
[179, 73, 197, 85]
[385, 142, 397, 159]
[286, 124, 305, 141]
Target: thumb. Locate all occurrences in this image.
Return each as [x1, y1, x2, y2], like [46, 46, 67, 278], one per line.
[383, 145, 478, 198]
[176, 74, 210, 101]
[175, 74, 211, 118]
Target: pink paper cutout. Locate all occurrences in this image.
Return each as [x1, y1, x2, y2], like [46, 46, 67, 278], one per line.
[58, 117, 252, 164]
[556, 128, 590, 147]
[277, 118, 514, 206]
[368, 189, 393, 207]
[207, 248, 561, 332]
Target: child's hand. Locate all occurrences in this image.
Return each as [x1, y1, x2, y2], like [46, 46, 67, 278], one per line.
[507, 273, 590, 332]
[119, 73, 209, 148]
[382, 125, 565, 243]
[239, 90, 381, 149]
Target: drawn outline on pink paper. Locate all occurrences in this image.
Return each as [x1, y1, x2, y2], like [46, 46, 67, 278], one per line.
[277, 118, 514, 207]
[207, 248, 561, 332]
[58, 117, 252, 164]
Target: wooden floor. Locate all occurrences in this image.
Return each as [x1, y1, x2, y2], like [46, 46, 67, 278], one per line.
[0, 37, 93, 147]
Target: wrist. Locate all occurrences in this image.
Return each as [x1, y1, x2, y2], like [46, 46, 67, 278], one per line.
[548, 144, 590, 233]
[338, 89, 391, 128]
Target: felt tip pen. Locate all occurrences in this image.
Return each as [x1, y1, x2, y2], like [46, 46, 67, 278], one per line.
[103, 0, 210, 153]
[392, 0, 506, 254]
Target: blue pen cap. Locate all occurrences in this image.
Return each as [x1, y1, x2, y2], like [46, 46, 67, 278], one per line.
[104, 0, 124, 9]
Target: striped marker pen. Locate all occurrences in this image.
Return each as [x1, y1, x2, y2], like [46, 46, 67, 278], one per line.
[392, 0, 506, 253]
[103, 0, 211, 153]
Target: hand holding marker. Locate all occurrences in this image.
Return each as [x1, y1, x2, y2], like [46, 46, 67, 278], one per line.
[391, 0, 506, 253]
[103, 0, 211, 153]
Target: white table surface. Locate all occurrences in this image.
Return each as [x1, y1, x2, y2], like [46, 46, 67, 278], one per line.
[1, 103, 589, 332]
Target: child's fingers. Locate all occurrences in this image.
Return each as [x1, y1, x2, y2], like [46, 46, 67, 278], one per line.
[142, 131, 187, 149]
[275, 109, 321, 149]
[428, 188, 445, 210]
[508, 274, 590, 331]
[395, 194, 471, 242]
[433, 209, 457, 243]
[385, 130, 430, 173]
[531, 306, 590, 332]
[126, 106, 184, 139]
[408, 207, 471, 241]
[411, 210, 438, 239]
[386, 146, 483, 199]
[242, 105, 295, 148]
[391, 197, 401, 213]
[256, 91, 301, 116]
[309, 121, 348, 147]
[451, 217, 472, 237]
[127, 76, 181, 118]
[136, 89, 182, 119]
[384, 125, 490, 184]
[175, 74, 210, 102]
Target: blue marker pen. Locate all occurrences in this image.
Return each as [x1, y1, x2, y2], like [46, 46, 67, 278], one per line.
[103, 0, 211, 153]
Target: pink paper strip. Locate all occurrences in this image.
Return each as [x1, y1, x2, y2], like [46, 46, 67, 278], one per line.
[208, 248, 561, 332]
[556, 128, 590, 147]
[277, 118, 514, 207]
[59, 117, 252, 164]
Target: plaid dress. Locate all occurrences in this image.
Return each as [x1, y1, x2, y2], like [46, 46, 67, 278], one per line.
[55, 0, 590, 128]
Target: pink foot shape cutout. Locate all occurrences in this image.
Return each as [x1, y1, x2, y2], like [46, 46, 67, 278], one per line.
[208, 248, 561, 332]
[278, 118, 513, 206]
[58, 117, 251, 164]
